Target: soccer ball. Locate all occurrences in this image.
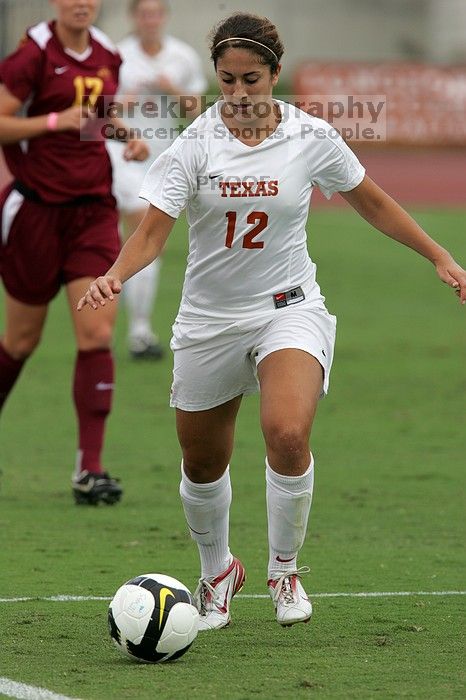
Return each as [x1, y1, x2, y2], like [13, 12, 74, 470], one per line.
[108, 573, 199, 663]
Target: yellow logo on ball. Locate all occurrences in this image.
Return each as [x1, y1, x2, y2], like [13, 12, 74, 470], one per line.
[159, 587, 175, 627]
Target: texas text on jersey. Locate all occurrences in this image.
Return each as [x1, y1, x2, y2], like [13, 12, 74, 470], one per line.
[140, 101, 365, 319]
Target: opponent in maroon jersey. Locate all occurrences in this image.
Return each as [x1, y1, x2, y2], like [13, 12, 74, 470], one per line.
[0, 0, 149, 505]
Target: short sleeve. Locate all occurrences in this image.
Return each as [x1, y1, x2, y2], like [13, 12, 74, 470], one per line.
[0, 38, 43, 103]
[139, 132, 200, 218]
[307, 123, 365, 200]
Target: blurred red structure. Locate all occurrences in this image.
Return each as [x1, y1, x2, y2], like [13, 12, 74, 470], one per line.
[293, 62, 466, 146]
[294, 62, 466, 207]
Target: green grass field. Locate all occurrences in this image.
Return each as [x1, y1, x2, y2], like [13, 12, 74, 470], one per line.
[0, 208, 465, 699]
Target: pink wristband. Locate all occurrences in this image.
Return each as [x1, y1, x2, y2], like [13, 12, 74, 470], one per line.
[46, 112, 58, 131]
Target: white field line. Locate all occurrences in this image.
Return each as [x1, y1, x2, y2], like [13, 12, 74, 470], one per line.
[239, 590, 466, 600]
[2, 594, 463, 700]
[0, 590, 465, 603]
[0, 677, 81, 700]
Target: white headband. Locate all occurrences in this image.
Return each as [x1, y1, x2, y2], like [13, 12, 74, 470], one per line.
[214, 37, 279, 63]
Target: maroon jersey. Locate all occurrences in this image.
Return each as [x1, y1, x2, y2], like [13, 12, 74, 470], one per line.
[0, 21, 121, 203]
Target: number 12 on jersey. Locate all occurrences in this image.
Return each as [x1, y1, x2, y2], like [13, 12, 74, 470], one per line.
[225, 211, 269, 249]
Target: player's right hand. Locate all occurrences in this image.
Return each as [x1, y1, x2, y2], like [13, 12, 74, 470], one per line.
[77, 276, 123, 311]
[56, 105, 89, 132]
[434, 254, 466, 305]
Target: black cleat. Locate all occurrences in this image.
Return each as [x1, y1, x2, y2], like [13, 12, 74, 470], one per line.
[129, 333, 165, 361]
[72, 470, 123, 506]
[130, 342, 165, 360]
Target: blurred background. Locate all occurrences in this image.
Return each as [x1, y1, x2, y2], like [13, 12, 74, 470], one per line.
[2, 0, 466, 67]
[0, 0, 465, 204]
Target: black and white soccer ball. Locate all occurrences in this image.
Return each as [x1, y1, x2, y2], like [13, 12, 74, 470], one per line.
[108, 573, 199, 663]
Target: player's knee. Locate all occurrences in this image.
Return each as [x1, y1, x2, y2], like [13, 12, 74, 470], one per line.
[4, 330, 42, 360]
[79, 322, 114, 350]
[263, 423, 309, 462]
[182, 453, 229, 483]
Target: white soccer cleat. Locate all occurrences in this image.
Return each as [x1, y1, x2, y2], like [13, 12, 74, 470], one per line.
[268, 567, 312, 627]
[193, 557, 246, 631]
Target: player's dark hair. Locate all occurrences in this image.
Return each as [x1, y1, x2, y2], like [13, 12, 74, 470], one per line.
[129, 0, 168, 12]
[210, 13, 284, 74]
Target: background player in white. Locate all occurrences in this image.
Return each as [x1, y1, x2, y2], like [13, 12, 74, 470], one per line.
[107, 0, 207, 358]
[78, 13, 466, 628]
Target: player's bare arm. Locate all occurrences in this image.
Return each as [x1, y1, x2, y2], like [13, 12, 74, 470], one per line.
[0, 84, 89, 144]
[107, 115, 150, 161]
[341, 175, 466, 304]
[77, 205, 175, 310]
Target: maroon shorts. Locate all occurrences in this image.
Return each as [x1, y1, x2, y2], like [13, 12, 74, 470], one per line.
[0, 185, 121, 305]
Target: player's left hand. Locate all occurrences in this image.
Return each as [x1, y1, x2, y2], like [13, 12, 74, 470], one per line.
[435, 255, 466, 305]
[123, 138, 150, 162]
[77, 275, 123, 311]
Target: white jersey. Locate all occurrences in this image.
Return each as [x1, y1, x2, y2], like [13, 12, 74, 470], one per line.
[114, 33, 207, 159]
[140, 101, 365, 320]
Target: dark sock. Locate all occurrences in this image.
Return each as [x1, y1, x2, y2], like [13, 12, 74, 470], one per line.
[73, 349, 114, 474]
[0, 342, 26, 411]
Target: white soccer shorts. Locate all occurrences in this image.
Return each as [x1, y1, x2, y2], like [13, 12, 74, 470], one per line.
[109, 155, 149, 213]
[107, 141, 162, 214]
[169, 305, 337, 411]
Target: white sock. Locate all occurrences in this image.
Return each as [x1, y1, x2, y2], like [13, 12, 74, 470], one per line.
[179, 462, 232, 579]
[124, 259, 161, 340]
[266, 455, 314, 579]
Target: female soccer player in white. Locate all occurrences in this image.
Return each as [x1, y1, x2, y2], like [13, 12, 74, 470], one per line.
[107, 0, 206, 358]
[78, 13, 466, 629]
